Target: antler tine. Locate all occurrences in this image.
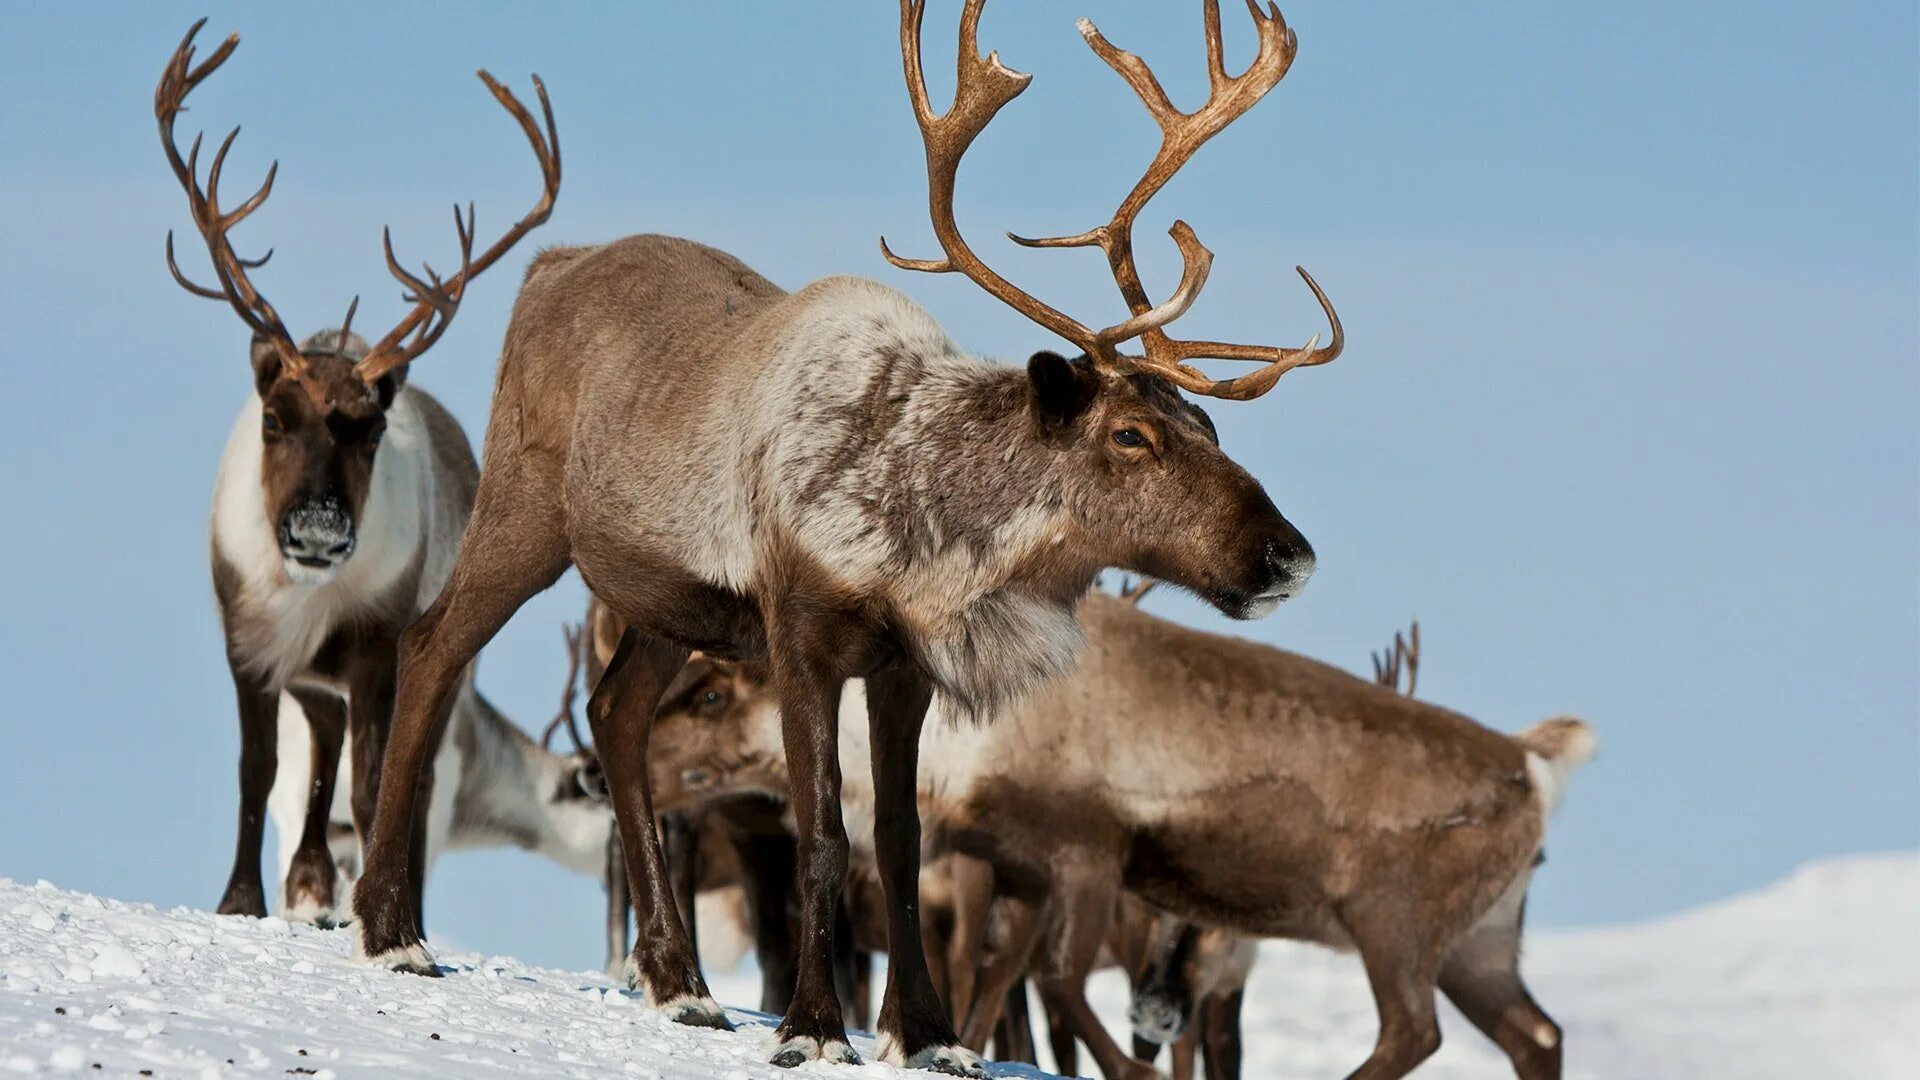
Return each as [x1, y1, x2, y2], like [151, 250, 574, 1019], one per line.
[156, 21, 305, 374]
[1399, 620, 1420, 699]
[354, 71, 562, 386]
[1119, 575, 1159, 604]
[541, 622, 590, 753]
[880, 0, 1102, 355]
[1011, 1, 1341, 400]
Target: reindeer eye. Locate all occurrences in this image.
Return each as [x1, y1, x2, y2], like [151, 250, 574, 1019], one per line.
[262, 412, 283, 436]
[1112, 428, 1147, 448]
[701, 690, 725, 707]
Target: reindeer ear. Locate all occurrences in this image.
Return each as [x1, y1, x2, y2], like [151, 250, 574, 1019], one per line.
[1027, 350, 1098, 436]
[249, 334, 284, 396]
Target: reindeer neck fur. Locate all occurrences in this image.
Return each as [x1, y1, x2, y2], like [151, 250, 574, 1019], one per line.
[748, 279, 1098, 719]
[210, 386, 453, 690]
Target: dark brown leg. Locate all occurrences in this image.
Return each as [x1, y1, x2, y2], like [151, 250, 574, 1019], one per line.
[831, 896, 864, 1029]
[1200, 989, 1245, 1080]
[592, 629, 730, 1028]
[864, 666, 980, 1076]
[992, 979, 1037, 1065]
[1438, 903, 1561, 1080]
[764, 622, 857, 1068]
[850, 950, 874, 1032]
[604, 829, 630, 976]
[1169, 1022, 1197, 1080]
[737, 825, 799, 1015]
[281, 687, 346, 924]
[352, 496, 567, 970]
[662, 809, 701, 942]
[1345, 922, 1443, 1080]
[1044, 992, 1079, 1078]
[216, 657, 277, 917]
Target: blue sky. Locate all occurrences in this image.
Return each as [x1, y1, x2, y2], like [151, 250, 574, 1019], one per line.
[0, 2, 1913, 974]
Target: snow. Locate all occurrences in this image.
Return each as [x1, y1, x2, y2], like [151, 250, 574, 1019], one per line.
[3, 853, 1915, 1078]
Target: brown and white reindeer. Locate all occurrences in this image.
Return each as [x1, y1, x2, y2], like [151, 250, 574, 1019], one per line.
[157, 20, 560, 923]
[643, 592, 1595, 1080]
[351, 1, 1342, 1071]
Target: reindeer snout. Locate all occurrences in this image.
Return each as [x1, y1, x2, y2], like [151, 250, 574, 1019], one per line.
[279, 497, 354, 570]
[1264, 529, 1316, 593]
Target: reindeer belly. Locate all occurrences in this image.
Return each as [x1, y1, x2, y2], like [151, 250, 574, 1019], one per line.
[1121, 784, 1353, 947]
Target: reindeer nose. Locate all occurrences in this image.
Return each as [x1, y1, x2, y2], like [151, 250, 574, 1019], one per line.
[1265, 531, 1316, 590]
[279, 497, 354, 567]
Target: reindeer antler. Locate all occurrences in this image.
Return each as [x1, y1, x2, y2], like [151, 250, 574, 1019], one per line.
[156, 19, 306, 379]
[1371, 620, 1420, 698]
[156, 20, 559, 388]
[541, 622, 590, 753]
[883, 0, 1341, 401]
[353, 71, 561, 385]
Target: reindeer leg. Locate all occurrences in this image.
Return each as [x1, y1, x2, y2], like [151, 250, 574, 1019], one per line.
[762, 621, 858, 1068]
[604, 829, 630, 977]
[1200, 989, 1245, 1080]
[281, 687, 346, 926]
[957, 893, 1044, 1051]
[1438, 898, 1561, 1080]
[737, 825, 799, 1015]
[590, 629, 729, 1029]
[1034, 865, 1157, 1080]
[994, 978, 1037, 1065]
[216, 657, 277, 917]
[352, 481, 568, 971]
[862, 665, 980, 1076]
[662, 809, 700, 942]
[944, 852, 994, 1032]
[1344, 913, 1443, 1080]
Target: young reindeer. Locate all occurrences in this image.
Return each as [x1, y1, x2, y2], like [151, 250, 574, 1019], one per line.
[351, 1, 1342, 1071]
[643, 594, 1595, 1080]
[157, 20, 560, 922]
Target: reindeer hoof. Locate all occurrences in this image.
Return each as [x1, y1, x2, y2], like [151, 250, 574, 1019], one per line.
[766, 1035, 859, 1069]
[875, 1035, 985, 1077]
[662, 995, 732, 1031]
[360, 939, 439, 977]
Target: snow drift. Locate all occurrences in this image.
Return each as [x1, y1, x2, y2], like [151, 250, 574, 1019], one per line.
[2, 852, 1913, 1077]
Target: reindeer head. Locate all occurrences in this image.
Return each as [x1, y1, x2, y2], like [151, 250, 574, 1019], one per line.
[884, 0, 1342, 619]
[156, 19, 559, 584]
[645, 658, 785, 813]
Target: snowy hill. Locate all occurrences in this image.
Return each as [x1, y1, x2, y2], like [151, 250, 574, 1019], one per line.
[3, 853, 1914, 1077]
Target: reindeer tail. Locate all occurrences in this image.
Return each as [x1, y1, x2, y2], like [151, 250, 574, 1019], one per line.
[1516, 717, 1596, 818]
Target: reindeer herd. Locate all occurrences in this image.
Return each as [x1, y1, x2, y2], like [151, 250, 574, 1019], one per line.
[161, 4, 1592, 1079]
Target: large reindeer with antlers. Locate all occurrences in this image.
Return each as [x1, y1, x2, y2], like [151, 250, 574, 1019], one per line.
[352, 1, 1338, 1071]
[157, 19, 560, 924]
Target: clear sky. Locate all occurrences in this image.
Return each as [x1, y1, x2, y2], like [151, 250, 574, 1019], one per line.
[0, 2, 1914, 974]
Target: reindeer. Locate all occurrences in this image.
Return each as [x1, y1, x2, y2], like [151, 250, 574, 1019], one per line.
[157, 19, 560, 923]
[352, 2, 1340, 1071]
[644, 592, 1594, 1080]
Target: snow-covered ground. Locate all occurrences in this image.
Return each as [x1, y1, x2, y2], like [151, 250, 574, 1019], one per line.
[2, 852, 1913, 1078]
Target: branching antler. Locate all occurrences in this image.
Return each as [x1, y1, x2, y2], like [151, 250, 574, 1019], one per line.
[883, 0, 1341, 401]
[156, 19, 560, 388]
[1371, 620, 1420, 698]
[353, 71, 560, 385]
[156, 18, 305, 378]
[541, 622, 590, 754]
